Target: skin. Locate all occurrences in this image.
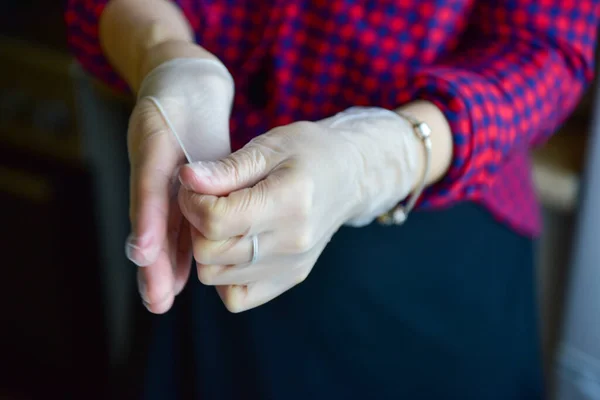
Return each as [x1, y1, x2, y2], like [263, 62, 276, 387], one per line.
[100, 0, 453, 313]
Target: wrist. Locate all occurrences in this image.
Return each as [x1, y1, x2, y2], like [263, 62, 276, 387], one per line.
[99, 0, 199, 91]
[365, 101, 452, 225]
[137, 40, 219, 92]
[395, 101, 453, 191]
[327, 102, 452, 227]
[319, 107, 420, 227]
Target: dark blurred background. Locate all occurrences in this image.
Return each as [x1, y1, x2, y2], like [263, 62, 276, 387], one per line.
[0, 2, 596, 399]
[0, 2, 143, 399]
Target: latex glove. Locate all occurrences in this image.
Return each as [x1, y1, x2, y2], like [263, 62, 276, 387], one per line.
[177, 107, 423, 312]
[126, 57, 234, 313]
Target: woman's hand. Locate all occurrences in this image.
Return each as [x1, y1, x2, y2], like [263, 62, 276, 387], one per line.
[177, 107, 425, 312]
[126, 48, 234, 314]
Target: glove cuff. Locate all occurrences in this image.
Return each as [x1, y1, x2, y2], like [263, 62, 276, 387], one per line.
[138, 57, 234, 101]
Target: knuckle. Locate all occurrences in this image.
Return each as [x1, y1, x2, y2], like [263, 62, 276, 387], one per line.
[197, 265, 219, 285]
[192, 194, 211, 217]
[285, 174, 314, 220]
[289, 120, 315, 132]
[216, 285, 247, 313]
[223, 293, 245, 314]
[193, 237, 234, 265]
[136, 175, 154, 195]
[128, 101, 169, 154]
[239, 184, 267, 218]
[192, 240, 211, 265]
[296, 269, 310, 285]
[292, 227, 314, 253]
[195, 196, 225, 240]
[230, 146, 269, 179]
[216, 155, 240, 180]
[295, 182, 315, 219]
[201, 216, 223, 241]
[197, 273, 213, 286]
[252, 130, 291, 155]
[248, 133, 270, 147]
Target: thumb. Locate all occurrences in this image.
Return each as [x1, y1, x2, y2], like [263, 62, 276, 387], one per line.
[179, 140, 282, 195]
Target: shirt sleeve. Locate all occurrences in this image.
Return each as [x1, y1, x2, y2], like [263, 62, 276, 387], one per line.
[65, 0, 197, 92]
[410, 0, 599, 209]
[65, 0, 129, 92]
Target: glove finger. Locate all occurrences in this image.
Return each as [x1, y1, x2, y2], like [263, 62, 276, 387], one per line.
[196, 253, 298, 286]
[137, 256, 175, 314]
[214, 228, 335, 312]
[136, 188, 181, 314]
[178, 167, 296, 241]
[214, 269, 302, 313]
[174, 218, 192, 296]
[127, 99, 183, 312]
[127, 98, 183, 265]
[191, 230, 315, 266]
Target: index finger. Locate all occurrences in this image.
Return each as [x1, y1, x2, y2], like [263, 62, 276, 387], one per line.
[178, 168, 295, 241]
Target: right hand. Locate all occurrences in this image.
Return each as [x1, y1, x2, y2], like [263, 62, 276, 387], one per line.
[125, 53, 234, 314]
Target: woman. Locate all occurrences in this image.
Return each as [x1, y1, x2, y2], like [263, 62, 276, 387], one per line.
[67, 0, 598, 398]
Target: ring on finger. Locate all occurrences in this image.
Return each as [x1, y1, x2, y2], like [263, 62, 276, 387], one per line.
[250, 234, 259, 265]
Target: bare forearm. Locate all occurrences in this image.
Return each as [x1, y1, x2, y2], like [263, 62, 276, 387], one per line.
[99, 0, 214, 91]
[395, 101, 453, 189]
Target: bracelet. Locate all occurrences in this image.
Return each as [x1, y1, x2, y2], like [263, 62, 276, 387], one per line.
[377, 112, 432, 226]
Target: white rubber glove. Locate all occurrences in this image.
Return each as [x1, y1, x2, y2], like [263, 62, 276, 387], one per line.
[126, 57, 234, 313]
[177, 106, 423, 312]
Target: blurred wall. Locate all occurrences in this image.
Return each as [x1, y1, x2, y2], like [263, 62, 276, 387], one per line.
[554, 81, 600, 400]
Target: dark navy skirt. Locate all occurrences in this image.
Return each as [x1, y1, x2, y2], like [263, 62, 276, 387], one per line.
[141, 203, 544, 399]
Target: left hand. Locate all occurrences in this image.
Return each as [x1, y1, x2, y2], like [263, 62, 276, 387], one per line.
[178, 107, 423, 312]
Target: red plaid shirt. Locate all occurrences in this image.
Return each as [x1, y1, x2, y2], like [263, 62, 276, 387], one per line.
[66, 0, 599, 236]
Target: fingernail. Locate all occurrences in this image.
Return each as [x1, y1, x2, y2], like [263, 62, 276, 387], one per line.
[174, 165, 181, 177]
[178, 174, 192, 190]
[141, 291, 174, 313]
[125, 233, 159, 267]
[137, 274, 151, 304]
[191, 162, 216, 183]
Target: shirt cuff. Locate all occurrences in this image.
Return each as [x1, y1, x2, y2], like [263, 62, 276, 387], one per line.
[407, 68, 489, 209]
